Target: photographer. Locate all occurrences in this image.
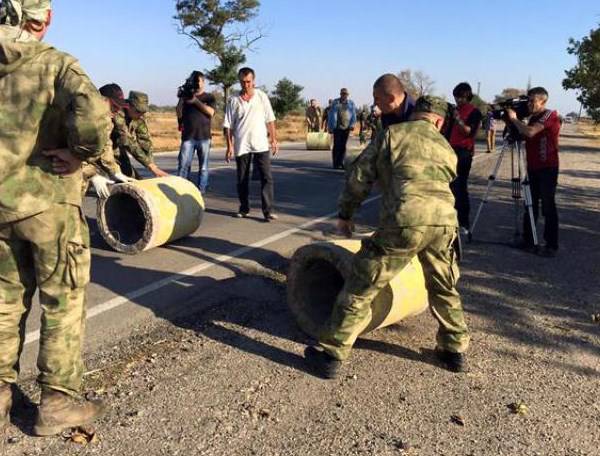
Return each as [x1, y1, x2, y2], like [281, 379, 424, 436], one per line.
[447, 82, 482, 236]
[176, 71, 216, 194]
[505, 87, 560, 257]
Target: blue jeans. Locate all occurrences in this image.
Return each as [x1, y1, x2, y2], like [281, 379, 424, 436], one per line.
[177, 139, 211, 192]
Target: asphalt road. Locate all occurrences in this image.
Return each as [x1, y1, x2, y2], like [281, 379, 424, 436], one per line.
[19, 137, 376, 370]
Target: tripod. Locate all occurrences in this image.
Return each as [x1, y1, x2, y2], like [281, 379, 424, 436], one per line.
[469, 138, 538, 246]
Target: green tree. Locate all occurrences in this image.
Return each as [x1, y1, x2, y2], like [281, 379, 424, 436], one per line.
[563, 24, 600, 122]
[270, 78, 304, 119]
[493, 88, 525, 103]
[174, 0, 263, 106]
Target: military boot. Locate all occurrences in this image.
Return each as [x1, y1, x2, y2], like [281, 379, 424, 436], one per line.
[0, 382, 12, 428]
[33, 388, 106, 436]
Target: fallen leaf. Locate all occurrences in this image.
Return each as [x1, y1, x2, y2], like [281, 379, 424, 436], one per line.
[507, 402, 529, 415]
[450, 415, 466, 426]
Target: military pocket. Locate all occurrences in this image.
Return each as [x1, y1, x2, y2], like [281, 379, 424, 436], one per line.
[66, 242, 90, 289]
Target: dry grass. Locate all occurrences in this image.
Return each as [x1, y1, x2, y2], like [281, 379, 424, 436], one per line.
[146, 112, 330, 152]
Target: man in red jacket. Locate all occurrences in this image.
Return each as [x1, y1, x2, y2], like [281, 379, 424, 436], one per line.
[447, 82, 482, 236]
[505, 87, 560, 257]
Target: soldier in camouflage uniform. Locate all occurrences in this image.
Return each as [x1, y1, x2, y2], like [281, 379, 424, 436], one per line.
[81, 97, 136, 198]
[99, 85, 168, 179]
[0, 0, 109, 435]
[305, 94, 470, 379]
[305, 99, 322, 132]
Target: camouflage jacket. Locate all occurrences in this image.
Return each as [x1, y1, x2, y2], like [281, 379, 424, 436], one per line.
[339, 120, 458, 228]
[82, 113, 120, 181]
[112, 112, 153, 168]
[305, 106, 322, 129]
[0, 26, 109, 223]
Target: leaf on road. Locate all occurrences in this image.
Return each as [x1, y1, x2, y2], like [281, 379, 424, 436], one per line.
[507, 402, 529, 415]
[65, 426, 100, 445]
[450, 415, 466, 426]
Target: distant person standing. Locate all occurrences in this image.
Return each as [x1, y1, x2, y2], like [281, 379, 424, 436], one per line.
[447, 82, 482, 236]
[328, 88, 357, 169]
[305, 99, 322, 133]
[224, 67, 279, 221]
[485, 111, 496, 153]
[321, 99, 333, 132]
[176, 71, 216, 193]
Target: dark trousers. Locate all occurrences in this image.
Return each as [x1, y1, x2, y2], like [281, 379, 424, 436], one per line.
[523, 167, 559, 249]
[450, 147, 473, 229]
[116, 150, 140, 179]
[332, 128, 351, 169]
[235, 152, 274, 215]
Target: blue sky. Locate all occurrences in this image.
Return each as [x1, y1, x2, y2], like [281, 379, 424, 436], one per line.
[47, 1, 599, 114]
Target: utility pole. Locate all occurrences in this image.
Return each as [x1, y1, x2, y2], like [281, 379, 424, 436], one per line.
[476, 82, 481, 97]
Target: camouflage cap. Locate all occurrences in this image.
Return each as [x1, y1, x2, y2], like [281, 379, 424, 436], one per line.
[128, 91, 149, 113]
[0, 0, 51, 25]
[414, 95, 449, 118]
[99, 83, 128, 109]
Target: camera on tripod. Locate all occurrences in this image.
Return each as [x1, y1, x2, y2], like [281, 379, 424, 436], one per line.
[177, 71, 202, 100]
[488, 95, 529, 121]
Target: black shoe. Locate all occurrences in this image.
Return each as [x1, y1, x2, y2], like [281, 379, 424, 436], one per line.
[263, 213, 278, 222]
[513, 240, 537, 254]
[304, 346, 341, 379]
[436, 349, 467, 373]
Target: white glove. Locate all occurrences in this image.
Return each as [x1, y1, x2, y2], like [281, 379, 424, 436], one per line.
[90, 175, 114, 199]
[112, 172, 136, 183]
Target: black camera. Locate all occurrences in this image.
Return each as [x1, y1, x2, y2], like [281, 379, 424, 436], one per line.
[177, 71, 202, 100]
[489, 95, 529, 120]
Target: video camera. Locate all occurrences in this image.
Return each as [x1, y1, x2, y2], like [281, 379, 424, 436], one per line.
[488, 95, 529, 120]
[177, 71, 202, 100]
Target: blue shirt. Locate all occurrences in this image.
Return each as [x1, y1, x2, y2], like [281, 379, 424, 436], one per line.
[328, 98, 357, 131]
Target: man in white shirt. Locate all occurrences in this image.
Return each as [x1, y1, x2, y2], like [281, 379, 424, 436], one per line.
[224, 67, 279, 221]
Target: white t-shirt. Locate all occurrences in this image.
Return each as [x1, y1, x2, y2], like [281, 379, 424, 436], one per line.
[223, 89, 276, 157]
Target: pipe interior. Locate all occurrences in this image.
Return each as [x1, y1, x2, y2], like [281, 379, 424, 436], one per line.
[297, 258, 345, 325]
[104, 193, 147, 246]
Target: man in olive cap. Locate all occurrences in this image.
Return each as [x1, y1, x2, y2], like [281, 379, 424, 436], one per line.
[123, 90, 168, 177]
[305, 91, 470, 378]
[0, 0, 108, 434]
[100, 85, 167, 178]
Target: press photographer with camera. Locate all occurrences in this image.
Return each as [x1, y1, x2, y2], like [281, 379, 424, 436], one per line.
[176, 71, 216, 194]
[446, 82, 483, 236]
[505, 87, 560, 257]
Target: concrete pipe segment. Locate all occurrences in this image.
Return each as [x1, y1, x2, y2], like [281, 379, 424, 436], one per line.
[287, 239, 429, 339]
[305, 132, 331, 150]
[97, 176, 205, 254]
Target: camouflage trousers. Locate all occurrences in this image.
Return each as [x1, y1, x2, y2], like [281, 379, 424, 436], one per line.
[319, 226, 470, 361]
[0, 203, 90, 396]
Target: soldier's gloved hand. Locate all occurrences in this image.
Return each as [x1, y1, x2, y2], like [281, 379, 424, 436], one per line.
[112, 172, 136, 183]
[90, 175, 114, 199]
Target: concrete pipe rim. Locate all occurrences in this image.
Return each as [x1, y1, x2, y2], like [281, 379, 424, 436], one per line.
[96, 183, 154, 255]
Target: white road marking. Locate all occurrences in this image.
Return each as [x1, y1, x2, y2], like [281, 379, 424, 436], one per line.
[23, 195, 381, 346]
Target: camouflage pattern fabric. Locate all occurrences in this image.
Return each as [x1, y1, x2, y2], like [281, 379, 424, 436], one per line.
[339, 120, 459, 227]
[128, 90, 148, 113]
[0, 204, 90, 395]
[111, 111, 154, 174]
[305, 106, 322, 132]
[81, 113, 120, 195]
[0, 27, 109, 223]
[319, 118, 469, 360]
[0, 17, 105, 395]
[0, 0, 51, 26]
[319, 226, 469, 360]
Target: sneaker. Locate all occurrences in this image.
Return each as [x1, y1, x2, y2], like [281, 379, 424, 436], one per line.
[304, 346, 341, 379]
[34, 388, 106, 437]
[264, 213, 278, 222]
[435, 349, 468, 373]
[0, 383, 11, 428]
[234, 211, 249, 218]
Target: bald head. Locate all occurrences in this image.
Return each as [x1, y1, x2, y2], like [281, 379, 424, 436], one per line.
[372, 73, 407, 115]
[373, 73, 405, 96]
